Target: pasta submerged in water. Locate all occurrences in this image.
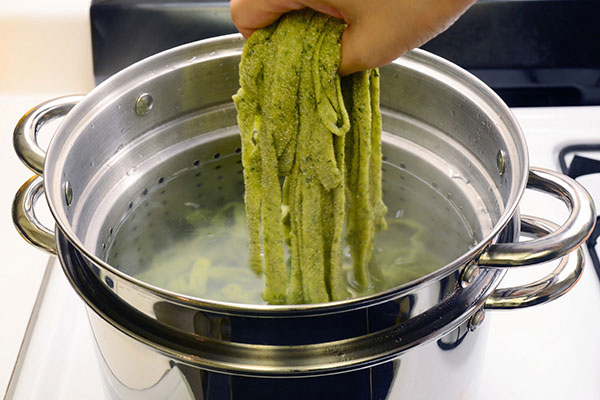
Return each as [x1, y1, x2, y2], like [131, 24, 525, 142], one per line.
[233, 10, 387, 304]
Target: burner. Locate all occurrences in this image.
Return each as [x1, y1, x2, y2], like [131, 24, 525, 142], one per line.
[559, 144, 600, 280]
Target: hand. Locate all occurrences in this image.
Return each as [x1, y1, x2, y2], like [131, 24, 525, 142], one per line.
[230, 0, 476, 75]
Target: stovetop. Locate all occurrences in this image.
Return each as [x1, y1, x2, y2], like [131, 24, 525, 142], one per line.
[5, 106, 600, 399]
[559, 144, 600, 280]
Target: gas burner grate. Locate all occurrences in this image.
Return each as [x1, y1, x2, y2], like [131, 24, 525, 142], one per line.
[559, 144, 600, 280]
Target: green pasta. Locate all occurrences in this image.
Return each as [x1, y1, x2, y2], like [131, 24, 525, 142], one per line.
[233, 10, 387, 304]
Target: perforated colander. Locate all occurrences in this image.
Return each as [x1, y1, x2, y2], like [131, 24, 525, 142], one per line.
[94, 112, 483, 303]
[103, 142, 245, 275]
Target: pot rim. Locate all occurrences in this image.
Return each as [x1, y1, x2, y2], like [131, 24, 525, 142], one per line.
[44, 34, 529, 314]
[58, 227, 507, 375]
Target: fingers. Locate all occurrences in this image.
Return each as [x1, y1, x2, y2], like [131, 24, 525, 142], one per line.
[230, 0, 306, 39]
[230, 0, 476, 75]
[300, 0, 344, 19]
[338, 19, 407, 76]
[337, 0, 476, 75]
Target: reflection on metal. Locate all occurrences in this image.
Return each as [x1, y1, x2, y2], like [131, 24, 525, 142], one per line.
[135, 93, 154, 116]
[85, 284, 483, 400]
[12, 176, 56, 254]
[485, 216, 585, 310]
[460, 262, 480, 288]
[64, 180, 73, 207]
[478, 167, 596, 267]
[58, 227, 504, 378]
[92, 312, 195, 399]
[496, 149, 506, 176]
[437, 320, 470, 351]
[468, 308, 486, 332]
[13, 95, 82, 175]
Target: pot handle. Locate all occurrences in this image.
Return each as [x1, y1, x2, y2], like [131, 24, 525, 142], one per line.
[13, 95, 83, 175]
[12, 175, 56, 254]
[478, 167, 596, 267]
[484, 215, 584, 309]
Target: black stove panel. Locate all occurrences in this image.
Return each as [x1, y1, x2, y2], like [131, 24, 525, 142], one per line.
[91, 0, 235, 83]
[91, 0, 600, 106]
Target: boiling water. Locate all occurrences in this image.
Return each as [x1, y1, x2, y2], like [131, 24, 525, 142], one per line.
[106, 153, 480, 304]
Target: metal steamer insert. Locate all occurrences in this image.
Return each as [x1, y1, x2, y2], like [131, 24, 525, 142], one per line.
[11, 35, 596, 399]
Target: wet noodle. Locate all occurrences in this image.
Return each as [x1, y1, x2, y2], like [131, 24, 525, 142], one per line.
[233, 10, 387, 304]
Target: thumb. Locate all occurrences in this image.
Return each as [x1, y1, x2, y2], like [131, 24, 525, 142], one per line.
[230, 0, 306, 39]
[338, 21, 406, 76]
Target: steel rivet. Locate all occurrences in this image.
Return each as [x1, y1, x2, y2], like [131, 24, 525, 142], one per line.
[63, 181, 73, 206]
[135, 93, 153, 116]
[469, 308, 486, 331]
[104, 275, 115, 289]
[496, 149, 506, 176]
[460, 261, 480, 288]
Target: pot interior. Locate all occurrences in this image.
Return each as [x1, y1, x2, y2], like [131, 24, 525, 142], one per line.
[99, 121, 486, 304]
[45, 36, 526, 305]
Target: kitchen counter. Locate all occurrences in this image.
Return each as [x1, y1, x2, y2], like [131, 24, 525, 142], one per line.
[485, 106, 600, 399]
[0, 94, 83, 397]
[0, 0, 94, 396]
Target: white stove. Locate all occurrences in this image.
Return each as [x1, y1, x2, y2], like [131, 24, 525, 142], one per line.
[2, 106, 599, 400]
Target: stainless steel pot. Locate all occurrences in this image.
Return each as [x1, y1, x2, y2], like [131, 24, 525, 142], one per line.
[12, 34, 595, 399]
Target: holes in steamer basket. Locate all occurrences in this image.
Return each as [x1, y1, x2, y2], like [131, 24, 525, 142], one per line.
[111, 151, 244, 258]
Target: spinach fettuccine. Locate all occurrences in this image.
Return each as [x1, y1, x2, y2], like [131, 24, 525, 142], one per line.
[233, 10, 387, 304]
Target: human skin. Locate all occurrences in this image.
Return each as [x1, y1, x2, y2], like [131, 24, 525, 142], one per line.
[230, 0, 476, 76]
